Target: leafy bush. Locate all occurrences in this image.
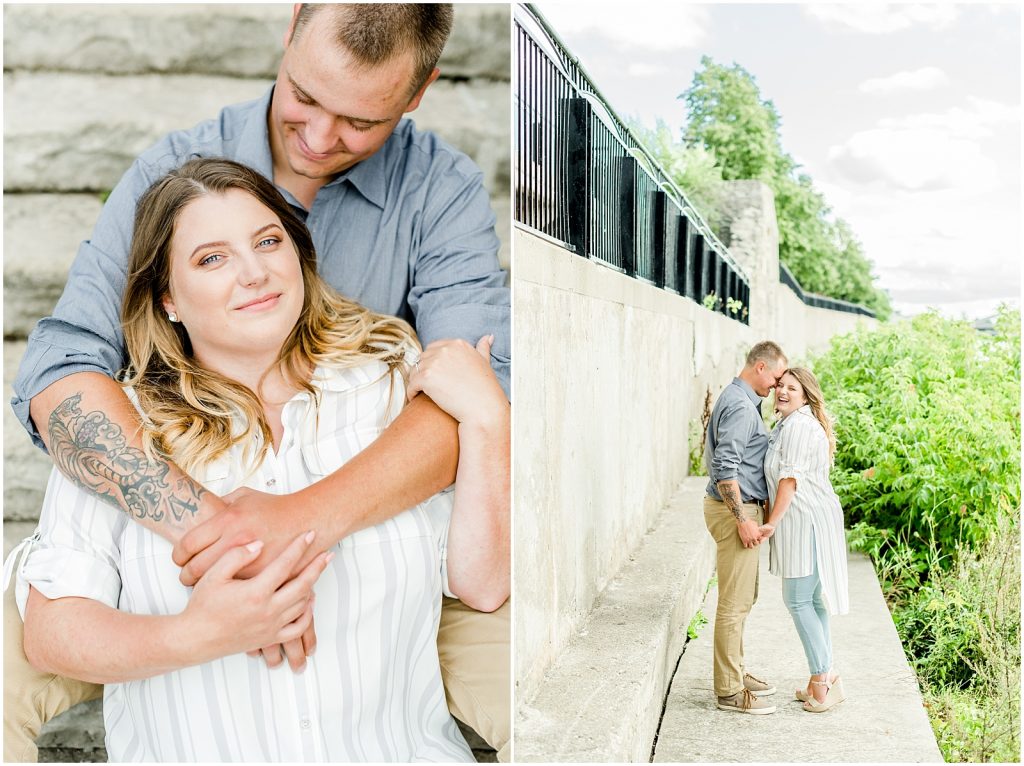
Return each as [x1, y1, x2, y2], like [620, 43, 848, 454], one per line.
[814, 308, 1020, 561]
[883, 525, 1020, 761]
[815, 310, 1020, 762]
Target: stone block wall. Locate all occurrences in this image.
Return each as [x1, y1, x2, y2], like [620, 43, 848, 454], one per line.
[3, 3, 511, 536]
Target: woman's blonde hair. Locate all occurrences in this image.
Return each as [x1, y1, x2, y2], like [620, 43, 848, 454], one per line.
[784, 366, 836, 462]
[121, 158, 418, 473]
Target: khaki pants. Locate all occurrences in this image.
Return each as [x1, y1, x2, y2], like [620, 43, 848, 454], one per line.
[703, 497, 763, 698]
[4, 584, 510, 762]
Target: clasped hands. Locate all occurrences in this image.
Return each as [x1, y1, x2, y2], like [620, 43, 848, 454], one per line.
[737, 518, 777, 548]
[172, 487, 325, 673]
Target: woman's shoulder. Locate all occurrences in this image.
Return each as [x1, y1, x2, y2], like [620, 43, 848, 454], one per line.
[784, 407, 826, 438]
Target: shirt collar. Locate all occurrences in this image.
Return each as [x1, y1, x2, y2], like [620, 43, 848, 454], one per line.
[732, 376, 762, 407]
[326, 125, 395, 209]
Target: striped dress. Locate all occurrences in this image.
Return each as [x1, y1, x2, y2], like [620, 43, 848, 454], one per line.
[764, 405, 849, 615]
[15, 360, 474, 762]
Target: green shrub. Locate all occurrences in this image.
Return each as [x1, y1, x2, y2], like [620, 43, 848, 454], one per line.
[909, 527, 1020, 760]
[815, 308, 1020, 561]
[818, 310, 1020, 762]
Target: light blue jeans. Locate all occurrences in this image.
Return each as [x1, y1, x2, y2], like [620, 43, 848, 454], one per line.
[781, 537, 832, 675]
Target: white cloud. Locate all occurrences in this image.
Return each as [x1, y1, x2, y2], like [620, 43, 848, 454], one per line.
[878, 97, 1021, 140]
[804, 3, 958, 34]
[859, 66, 948, 94]
[626, 62, 668, 78]
[827, 128, 996, 192]
[539, 3, 710, 51]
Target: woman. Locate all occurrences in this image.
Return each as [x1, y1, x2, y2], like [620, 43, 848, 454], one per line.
[759, 367, 849, 713]
[16, 158, 509, 761]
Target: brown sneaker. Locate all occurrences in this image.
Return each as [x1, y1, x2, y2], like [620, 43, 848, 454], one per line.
[743, 671, 777, 697]
[717, 688, 777, 714]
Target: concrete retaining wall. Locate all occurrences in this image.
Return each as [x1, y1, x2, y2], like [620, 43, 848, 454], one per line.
[514, 179, 878, 709]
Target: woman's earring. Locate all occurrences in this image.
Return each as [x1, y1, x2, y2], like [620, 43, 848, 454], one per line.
[167, 312, 178, 323]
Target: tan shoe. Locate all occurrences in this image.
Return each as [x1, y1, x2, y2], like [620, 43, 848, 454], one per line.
[743, 671, 776, 697]
[717, 689, 777, 715]
[796, 671, 840, 702]
[802, 676, 846, 712]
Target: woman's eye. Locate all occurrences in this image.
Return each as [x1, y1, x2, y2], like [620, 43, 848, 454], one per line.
[257, 237, 280, 248]
[199, 253, 223, 266]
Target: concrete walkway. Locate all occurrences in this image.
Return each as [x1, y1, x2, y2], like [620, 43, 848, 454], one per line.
[654, 544, 944, 763]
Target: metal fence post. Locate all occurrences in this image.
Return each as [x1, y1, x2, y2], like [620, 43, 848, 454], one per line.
[618, 157, 637, 277]
[566, 97, 590, 257]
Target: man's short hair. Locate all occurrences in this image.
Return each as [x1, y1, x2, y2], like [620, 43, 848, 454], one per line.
[745, 340, 787, 368]
[293, 4, 454, 95]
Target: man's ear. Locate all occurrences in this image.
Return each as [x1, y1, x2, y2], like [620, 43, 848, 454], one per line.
[284, 3, 302, 48]
[404, 68, 442, 114]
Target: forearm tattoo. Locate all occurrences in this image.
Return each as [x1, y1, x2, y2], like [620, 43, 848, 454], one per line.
[48, 393, 206, 524]
[717, 481, 746, 523]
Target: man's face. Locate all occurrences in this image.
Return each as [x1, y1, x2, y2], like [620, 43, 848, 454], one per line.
[752, 360, 787, 398]
[269, 10, 437, 182]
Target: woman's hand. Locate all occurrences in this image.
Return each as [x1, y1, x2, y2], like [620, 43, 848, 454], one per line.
[758, 523, 776, 539]
[406, 336, 508, 428]
[183, 531, 332, 663]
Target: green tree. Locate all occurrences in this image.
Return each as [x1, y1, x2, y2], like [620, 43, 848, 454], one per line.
[679, 56, 892, 319]
[681, 57, 787, 182]
[627, 118, 727, 232]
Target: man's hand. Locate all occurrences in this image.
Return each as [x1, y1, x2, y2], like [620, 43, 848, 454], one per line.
[172, 487, 320, 585]
[737, 518, 763, 548]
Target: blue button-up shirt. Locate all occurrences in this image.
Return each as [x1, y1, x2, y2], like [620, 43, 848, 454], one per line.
[705, 377, 770, 503]
[12, 87, 510, 449]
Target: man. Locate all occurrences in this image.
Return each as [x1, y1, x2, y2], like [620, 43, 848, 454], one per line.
[703, 341, 787, 715]
[6, 3, 510, 761]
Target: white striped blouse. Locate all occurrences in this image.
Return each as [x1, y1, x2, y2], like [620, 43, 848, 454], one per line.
[764, 405, 850, 616]
[15, 360, 474, 762]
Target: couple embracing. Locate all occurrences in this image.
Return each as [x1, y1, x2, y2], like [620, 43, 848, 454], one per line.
[5, 3, 510, 763]
[703, 341, 850, 715]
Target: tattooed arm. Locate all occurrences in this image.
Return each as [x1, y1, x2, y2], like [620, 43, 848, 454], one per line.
[717, 479, 762, 548]
[30, 373, 223, 540]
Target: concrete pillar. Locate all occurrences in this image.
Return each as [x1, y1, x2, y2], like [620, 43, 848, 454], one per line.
[718, 180, 780, 340]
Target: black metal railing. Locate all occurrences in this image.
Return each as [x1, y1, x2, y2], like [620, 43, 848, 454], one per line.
[514, 5, 750, 324]
[779, 263, 876, 318]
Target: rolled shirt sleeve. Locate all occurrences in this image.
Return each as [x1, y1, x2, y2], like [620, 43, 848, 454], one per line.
[16, 467, 126, 618]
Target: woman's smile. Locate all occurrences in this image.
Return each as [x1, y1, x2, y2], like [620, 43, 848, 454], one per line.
[234, 292, 283, 312]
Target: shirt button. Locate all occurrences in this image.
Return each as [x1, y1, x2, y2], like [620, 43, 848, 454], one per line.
[300, 718, 311, 730]
[266, 478, 276, 487]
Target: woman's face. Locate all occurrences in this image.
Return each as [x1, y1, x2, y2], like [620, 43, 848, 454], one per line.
[774, 372, 807, 418]
[162, 189, 305, 371]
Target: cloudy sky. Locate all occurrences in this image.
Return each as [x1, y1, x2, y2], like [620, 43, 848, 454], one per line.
[530, 3, 1021, 320]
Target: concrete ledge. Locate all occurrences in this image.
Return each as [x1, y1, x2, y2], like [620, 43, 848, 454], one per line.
[4, 194, 104, 337]
[2, 4, 509, 82]
[654, 546, 943, 762]
[514, 478, 715, 762]
[4, 74, 509, 193]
